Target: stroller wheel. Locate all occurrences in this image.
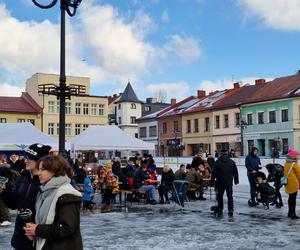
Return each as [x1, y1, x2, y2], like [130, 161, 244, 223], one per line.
[248, 199, 257, 207]
[195, 190, 201, 199]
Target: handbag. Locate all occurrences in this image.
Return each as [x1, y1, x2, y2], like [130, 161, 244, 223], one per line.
[280, 163, 294, 186]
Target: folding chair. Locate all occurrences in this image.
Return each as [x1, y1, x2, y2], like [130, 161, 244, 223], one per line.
[171, 180, 189, 208]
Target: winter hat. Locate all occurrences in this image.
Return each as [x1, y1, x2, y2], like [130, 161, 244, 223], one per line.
[25, 143, 51, 161]
[287, 149, 299, 160]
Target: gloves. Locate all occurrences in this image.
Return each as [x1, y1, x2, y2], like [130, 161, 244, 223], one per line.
[17, 208, 33, 220]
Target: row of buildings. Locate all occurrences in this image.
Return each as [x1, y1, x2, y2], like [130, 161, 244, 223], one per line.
[1, 72, 300, 158]
[136, 73, 300, 158]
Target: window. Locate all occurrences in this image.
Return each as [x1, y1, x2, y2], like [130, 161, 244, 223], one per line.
[205, 117, 210, 132]
[131, 103, 136, 109]
[83, 103, 89, 115]
[27, 119, 35, 125]
[0, 118, 6, 123]
[247, 113, 253, 125]
[118, 104, 121, 109]
[194, 119, 199, 132]
[162, 122, 167, 134]
[282, 109, 288, 122]
[99, 104, 104, 116]
[173, 121, 179, 132]
[187, 120, 191, 133]
[130, 116, 136, 124]
[57, 123, 59, 135]
[235, 113, 240, 127]
[139, 127, 147, 138]
[75, 124, 81, 135]
[145, 106, 150, 112]
[48, 101, 54, 113]
[224, 114, 229, 128]
[65, 102, 71, 115]
[83, 124, 89, 131]
[248, 140, 254, 154]
[258, 112, 264, 124]
[56, 101, 60, 114]
[65, 124, 71, 136]
[149, 126, 157, 137]
[75, 103, 81, 115]
[215, 115, 220, 129]
[48, 123, 54, 135]
[118, 117, 122, 125]
[91, 104, 97, 116]
[282, 138, 288, 155]
[269, 110, 276, 123]
[17, 119, 25, 123]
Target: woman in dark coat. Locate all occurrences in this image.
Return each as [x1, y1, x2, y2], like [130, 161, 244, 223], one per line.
[0, 143, 51, 250]
[24, 155, 83, 250]
[158, 165, 175, 204]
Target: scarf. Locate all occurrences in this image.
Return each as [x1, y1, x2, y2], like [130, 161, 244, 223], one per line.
[35, 175, 82, 250]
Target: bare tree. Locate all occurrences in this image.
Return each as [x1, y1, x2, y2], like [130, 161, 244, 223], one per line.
[154, 89, 168, 103]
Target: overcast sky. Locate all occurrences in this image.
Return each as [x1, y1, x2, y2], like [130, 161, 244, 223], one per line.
[0, 0, 300, 101]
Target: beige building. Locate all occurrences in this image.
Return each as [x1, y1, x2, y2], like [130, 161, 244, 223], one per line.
[26, 73, 108, 140]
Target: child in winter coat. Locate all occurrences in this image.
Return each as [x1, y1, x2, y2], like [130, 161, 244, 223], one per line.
[83, 177, 95, 211]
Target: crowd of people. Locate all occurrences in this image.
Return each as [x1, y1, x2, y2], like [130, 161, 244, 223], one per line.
[1, 144, 300, 249]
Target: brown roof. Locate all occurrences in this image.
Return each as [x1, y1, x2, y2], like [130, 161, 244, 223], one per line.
[0, 93, 42, 113]
[211, 84, 266, 110]
[244, 74, 300, 104]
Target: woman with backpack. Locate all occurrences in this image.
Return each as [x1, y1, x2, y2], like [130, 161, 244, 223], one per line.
[0, 143, 51, 250]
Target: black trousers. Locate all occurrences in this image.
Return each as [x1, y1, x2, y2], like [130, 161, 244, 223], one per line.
[158, 185, 172, 201]
[248, 175, 257, 201]
[274, 183, 283, 205]
[288, 192, 298, 216]
[217, 184, 233, 211]
[0, 198, 10, 222]
[103, 189, 113, 205]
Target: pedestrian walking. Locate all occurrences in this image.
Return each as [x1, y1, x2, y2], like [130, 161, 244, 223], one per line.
[213, 150, 239, 217]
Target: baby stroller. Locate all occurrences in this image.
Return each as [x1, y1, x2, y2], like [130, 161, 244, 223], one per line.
[171, 180, 189, 207]
[248, 171, 276, 209]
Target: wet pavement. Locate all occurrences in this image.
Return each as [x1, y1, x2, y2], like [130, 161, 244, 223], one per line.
[1, 185, 300, 250]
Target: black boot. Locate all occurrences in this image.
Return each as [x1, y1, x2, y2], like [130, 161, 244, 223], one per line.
[228, 210, 234, 217]
[291, 214, 300, 219]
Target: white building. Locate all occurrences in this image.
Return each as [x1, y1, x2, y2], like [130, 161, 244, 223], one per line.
[115, 82, 142, 137]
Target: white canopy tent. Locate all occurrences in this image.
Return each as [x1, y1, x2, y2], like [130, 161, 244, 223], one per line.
[0, 122, 59, 151]
[68, 125, 155, 151]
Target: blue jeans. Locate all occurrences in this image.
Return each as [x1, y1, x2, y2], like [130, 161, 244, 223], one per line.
[139, 185, 156, 200]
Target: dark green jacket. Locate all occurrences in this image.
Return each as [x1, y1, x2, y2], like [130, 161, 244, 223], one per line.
[35, 194, 83, 250]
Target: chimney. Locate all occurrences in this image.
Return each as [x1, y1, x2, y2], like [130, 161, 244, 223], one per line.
[171, 98, 176, 105]
[233, 82, 240, 89]
[255, 79, 266, 85]
[197, 90, 206, 98]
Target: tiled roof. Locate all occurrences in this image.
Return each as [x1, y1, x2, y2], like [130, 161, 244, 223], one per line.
[0, 93, 42, 113]
[211, 84, 266, 109]
[243, 74, 300, 104]
[117, 82, 142, 103]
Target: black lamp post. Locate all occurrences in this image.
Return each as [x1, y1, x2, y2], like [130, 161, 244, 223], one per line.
[32, 0, 83, 154]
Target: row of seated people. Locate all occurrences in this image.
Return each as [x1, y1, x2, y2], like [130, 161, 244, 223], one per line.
[75, 157, 212, 212]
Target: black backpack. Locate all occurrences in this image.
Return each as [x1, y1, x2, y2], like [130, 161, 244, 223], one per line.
[0, 167, 20, 188]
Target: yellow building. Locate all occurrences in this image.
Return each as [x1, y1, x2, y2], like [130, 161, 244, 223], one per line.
[0, 92, 42, 129]
[25, 73, 108, 140]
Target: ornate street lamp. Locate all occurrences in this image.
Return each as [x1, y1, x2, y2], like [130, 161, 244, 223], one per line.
[32, 0, 83, 154]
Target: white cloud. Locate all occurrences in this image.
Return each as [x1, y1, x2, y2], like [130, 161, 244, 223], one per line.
[0, 82, 24, 96]
[237, 0, 300, 31]
[0, 2, 203, 97]
[198, 77, 273, 93]
[161, 10, 170, 23]
[146, 82, 190, 102]
[164, 35, 202, 63]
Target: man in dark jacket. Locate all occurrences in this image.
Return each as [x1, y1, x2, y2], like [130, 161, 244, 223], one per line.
[133, 163, 156, 204]
[191, 152, 205, 169]
[245, 147, 261, 205]
[214, 150, 239, 217]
